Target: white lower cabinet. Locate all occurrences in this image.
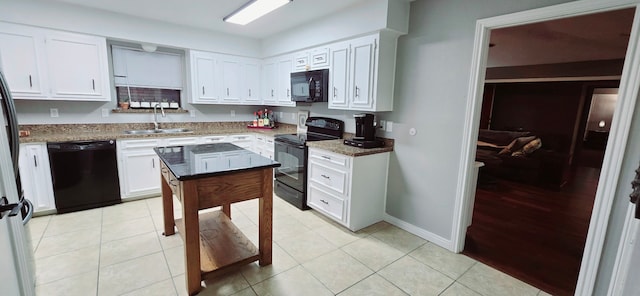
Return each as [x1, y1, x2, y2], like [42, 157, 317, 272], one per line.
[227, 134, 254, 150]
[18, 143, 55, 214]
[117, 139, 162, 200]
[253, 134, 274, 160]
[307, 147, 389, 231]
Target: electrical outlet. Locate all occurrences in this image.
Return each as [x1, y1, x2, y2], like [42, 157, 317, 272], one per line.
[50, 108, 59, 118]
[379, 120, 386, 131]
[101, 108, 109, 117]
[190, 110, 196, 118]
[386, 121, 393, 132]
[230, 110, 235, 117]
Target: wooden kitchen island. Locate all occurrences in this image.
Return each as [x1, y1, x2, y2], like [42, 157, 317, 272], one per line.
[155, 143, 280, 296]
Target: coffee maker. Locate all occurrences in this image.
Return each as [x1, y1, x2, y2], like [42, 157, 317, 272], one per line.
[344, 113, 384, 148]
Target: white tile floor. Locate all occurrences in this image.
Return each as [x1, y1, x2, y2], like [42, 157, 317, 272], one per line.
[29, 196, 553, 296]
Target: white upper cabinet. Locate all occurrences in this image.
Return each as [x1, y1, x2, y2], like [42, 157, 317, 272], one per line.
[190, 50, 219, 103]
[277, 58, 294, 106]
[112, 46, 183, 89]
[262, 61, 277, 105]
[242, 60, 261, 104]
[349, 36, 375, 110]
[46, 32, 109, 99]
[220, 58, 242, 103]
[190, 51, 262, 105]
[0, 23, 110, 101]
[0, 29, 46, 98]
[328, 41, 350, 109]
[328, 33, 396, 112]
[262, 56, 294, 107]
[292, 47, 330, 72]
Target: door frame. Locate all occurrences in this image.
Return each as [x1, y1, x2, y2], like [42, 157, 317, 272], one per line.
[451, 1, 640, 295]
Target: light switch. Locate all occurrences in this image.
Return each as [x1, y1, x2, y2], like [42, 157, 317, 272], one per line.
[386, 121, 393, 132]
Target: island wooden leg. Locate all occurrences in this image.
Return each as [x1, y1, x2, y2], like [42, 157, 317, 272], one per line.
[161, 177, 175, 236]
[181, 181, 202, 296]
[222, 204, 231, 218]
[258, 168, 273, 266]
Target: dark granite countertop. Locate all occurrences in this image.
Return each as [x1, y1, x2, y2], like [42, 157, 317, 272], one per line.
[154, 143, 280, 181]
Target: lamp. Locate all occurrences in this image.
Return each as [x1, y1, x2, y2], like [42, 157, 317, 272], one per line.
[141, 44, 157, 53]
[223, 0, 292, 25]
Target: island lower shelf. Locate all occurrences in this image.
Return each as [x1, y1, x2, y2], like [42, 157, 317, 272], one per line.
[175, 210, 259, 277]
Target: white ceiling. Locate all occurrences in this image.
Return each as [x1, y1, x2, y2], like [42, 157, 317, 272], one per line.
[41, 0, 367, 39]
[38, 1, 635, 68]
[488, 8, 635, 68]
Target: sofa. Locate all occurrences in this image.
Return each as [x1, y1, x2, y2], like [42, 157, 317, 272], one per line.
[475, 129, 571, 188]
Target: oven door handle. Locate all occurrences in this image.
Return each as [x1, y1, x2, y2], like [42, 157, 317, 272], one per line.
[308, 77, 315, 101]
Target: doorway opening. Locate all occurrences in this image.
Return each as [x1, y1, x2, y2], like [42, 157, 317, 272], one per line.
[462, 8, 634, 296]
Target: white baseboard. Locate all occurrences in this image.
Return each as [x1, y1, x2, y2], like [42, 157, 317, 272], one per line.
[383, 213, 454, 251]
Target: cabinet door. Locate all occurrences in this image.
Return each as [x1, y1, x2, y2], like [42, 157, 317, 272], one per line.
[120, 151, 160, 198]
[192, 53, 219, 103]
[293, 52, 309, 71]
[262, 62, 277, 105]
[242, 62, 261, 104]
[0, 31, 45, 97]
[220, 59, 241, 103]
[46, 33, 108, 100]
[277, 59, 294, 106]
[328, 43, 349, 109]
[18, 144, 55, 213]
[310, 48, 330, 69]
[350, 37, 376, 110]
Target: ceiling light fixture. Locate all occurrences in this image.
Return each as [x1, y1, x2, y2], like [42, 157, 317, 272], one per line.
[223, 0, 292, 25]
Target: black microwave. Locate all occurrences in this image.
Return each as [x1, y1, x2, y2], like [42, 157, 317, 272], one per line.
[290, 69, 329, 102]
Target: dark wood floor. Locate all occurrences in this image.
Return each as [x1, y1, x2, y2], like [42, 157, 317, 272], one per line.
[463, 165, 600, 296]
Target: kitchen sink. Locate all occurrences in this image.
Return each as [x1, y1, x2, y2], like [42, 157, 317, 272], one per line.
[123, 128, 193, 135]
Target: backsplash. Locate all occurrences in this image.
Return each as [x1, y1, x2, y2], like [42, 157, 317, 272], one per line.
[116, 87, 180, 107]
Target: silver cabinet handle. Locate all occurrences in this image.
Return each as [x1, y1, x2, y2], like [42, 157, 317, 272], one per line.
[202, 86, 205, 95]
[315, 56, 323, 60]
[29, 75, 33, 88]
[249, 89, 252, 97]
[152, 158, 155, 168]
[321, 174, 330, 180]
[320, 199, 329, 205]
[333, 87, 337, 97]
[226, 88, 230, 96]
[92, 79, 95, 90]
[33, 155, 37, 167]
[355, 86, 360, 97]
[271, 89, 274, 97]
[322, 156, 331, 160]
[287, 89, 290, 97]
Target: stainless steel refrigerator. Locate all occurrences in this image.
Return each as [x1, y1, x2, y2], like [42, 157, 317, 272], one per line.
[0, 70, 36, 295]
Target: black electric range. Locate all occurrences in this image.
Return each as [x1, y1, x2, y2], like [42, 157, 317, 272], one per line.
[273, 117, 344, 210]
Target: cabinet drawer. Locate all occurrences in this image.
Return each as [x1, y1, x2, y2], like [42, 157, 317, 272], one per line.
[118, 139, 160, 150]
[309, 148, 349, 168]
[164, 137, 199, 146]
[201, 135, 227, 143]
[308, 160, 348, 196]
[308, 184, 344, 222]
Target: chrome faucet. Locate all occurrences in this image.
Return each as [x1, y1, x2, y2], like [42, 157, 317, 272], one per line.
[153, 103, 165, 130]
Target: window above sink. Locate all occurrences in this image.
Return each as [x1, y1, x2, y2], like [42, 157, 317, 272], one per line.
[110, 43, 185, 110]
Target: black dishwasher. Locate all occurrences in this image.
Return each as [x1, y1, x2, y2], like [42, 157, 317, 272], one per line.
[47, 140, 121, 213]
